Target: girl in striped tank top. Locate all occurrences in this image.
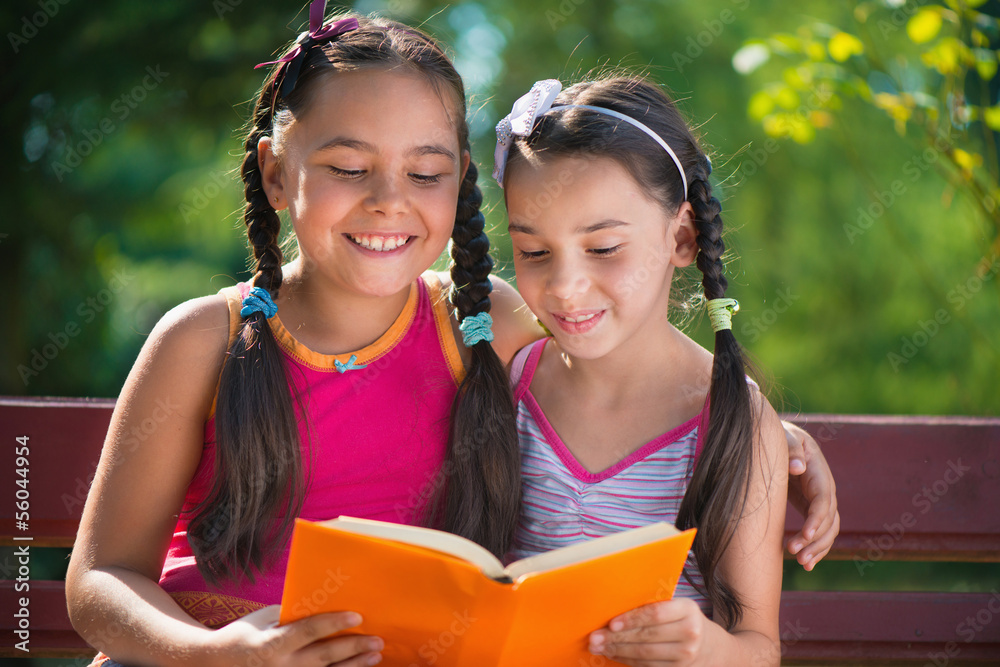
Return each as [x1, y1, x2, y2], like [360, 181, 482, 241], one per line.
[494, 77, 790, 666]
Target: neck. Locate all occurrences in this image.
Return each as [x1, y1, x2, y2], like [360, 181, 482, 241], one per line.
[275, 257, 414, 355]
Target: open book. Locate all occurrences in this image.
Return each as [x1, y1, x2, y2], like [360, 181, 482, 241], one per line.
[279, 517, 696, 667]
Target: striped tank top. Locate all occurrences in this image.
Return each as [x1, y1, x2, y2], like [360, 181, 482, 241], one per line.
[508, 338, 711, 616]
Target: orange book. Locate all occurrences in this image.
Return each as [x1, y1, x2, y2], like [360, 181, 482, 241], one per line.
[279, 517, 697, 667]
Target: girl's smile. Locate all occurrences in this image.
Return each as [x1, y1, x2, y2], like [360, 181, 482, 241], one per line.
[550, 309, 606, 334]
[345, 232, 413, 254]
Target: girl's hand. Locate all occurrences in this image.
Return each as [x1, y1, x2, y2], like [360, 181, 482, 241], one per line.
[206, 606, 383, 667]
[587, 598, 720, 667]
[782, 421, 840, 570]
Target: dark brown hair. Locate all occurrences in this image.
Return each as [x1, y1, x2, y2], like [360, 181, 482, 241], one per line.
[504, 76, 758, 627]
[187, 12, 521, 585]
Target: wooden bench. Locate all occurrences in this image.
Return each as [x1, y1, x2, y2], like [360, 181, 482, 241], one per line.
[2, 396, 999, 663]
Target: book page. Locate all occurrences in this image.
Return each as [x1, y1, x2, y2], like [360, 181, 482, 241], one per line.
[319, 516, 508, 580]
[504, 521, 680, 581]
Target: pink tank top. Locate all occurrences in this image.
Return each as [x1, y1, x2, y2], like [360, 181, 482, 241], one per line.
[158, 273, 465, 625]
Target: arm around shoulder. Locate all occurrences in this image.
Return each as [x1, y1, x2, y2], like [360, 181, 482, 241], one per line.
[487, 274, 546, 365]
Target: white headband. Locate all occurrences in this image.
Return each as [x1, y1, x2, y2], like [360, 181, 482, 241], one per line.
[493, 79, 689, 199]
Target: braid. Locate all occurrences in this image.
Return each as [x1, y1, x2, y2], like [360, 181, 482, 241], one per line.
[675, 168, 757, 629]
[186, 83, 304, 585]
[442, 159, 522, 557]
[688, 172, 727, 301]
[450, 161, 493, 314]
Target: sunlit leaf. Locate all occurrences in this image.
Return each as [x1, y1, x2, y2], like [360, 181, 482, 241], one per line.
[828, 32, 864, 62]
[790, 119, 817, 143]
[983, 106, 1000, 131]
[774, 85, 801, 109]
[907, 8, 942, 44]
[921, 38, 972, 75]
[770, 33, 803, 54]
[748, 90, 775, 121]
[952, 148, 982, 175]
[974, 48, 997, 79]
[762, 113, 816, 143]
[873, 92, 902, 110]
[807, 41, 828, 61]
[783, 66, 810, 89]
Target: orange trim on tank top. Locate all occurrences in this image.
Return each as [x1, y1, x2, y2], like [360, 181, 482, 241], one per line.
[266, 282, 417, 372]
[423, 272, 466, 385]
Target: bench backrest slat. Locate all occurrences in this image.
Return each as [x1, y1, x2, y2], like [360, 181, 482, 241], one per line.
[783, 414, 1000, 561]
[1, 397, 113, 546]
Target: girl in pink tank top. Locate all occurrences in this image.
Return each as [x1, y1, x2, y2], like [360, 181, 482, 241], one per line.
[495, 77, 790, 666]
[67, 6, 540, 667]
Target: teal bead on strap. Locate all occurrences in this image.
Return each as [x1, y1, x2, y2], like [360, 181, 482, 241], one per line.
[334, 354, 367, 374]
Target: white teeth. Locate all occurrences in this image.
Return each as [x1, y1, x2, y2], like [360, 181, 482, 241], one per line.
[349, 234, 410, 252]
[562, 313, 596, 323]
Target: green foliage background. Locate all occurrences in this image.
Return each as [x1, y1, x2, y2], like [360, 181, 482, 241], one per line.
[4, 0, 998, 415]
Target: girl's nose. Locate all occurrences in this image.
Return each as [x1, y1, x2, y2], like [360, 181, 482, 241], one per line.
[545, 257, 590, 301]
[364, 172, 407, 217]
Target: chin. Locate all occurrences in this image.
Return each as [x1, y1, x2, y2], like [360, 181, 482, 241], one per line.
[355, 276, 418, 298]
[550, 334, 616, 361]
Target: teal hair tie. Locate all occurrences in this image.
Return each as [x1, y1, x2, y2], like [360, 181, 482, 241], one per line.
[335, 354, 367, 374]
[241, 287, 278, 319]
[460, 312, 494, 347]
[707, 298, 739, 332]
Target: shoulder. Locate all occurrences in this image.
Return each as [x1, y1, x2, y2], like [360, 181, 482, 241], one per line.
[135, 293, 233, 418]
[149, 293, 231, 359]
[431, 271, 545, 366]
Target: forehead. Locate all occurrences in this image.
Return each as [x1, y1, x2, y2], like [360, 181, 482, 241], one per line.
[284, 68, 463, 152]
[506, 155, 663, 226]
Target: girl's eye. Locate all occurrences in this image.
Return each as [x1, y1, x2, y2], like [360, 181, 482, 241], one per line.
[517, 249, 549, 261]
[329, 167, 365, 179]
[410, 173, 443, 184]
[590, 245, 623, 257]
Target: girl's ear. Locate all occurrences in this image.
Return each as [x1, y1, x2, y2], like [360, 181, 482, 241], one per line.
[258, 136, 287, 211]
[460, 149, 471, 183]
[669, 201, 698, 268]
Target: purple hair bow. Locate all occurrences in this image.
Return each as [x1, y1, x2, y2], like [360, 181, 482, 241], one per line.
[492, 79, 562, 187]
[255, 0, 358, 98]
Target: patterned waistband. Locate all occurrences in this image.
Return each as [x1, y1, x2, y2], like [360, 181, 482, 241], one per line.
[87, 592, 267, 666]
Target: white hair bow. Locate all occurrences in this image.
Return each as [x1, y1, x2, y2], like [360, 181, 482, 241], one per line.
[492, 78, 691, 198]
[492, 79, 562, 187]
